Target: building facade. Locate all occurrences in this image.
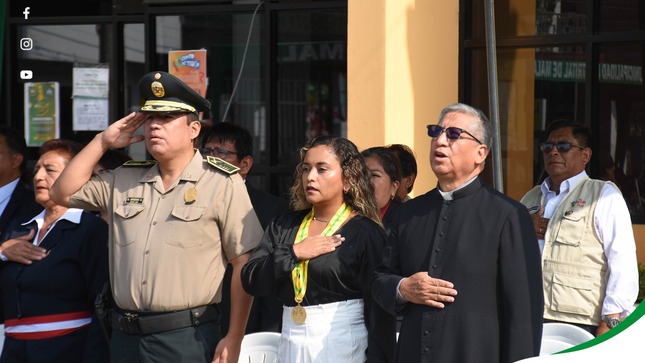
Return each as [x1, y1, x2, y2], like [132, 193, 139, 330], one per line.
[3, 0, 644, 258]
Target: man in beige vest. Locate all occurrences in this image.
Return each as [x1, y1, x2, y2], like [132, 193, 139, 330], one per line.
[520, 120, 638, 336]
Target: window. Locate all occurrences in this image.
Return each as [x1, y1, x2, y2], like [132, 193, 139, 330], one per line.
[4, 1, 348, 198]
[463, 0, 645, 221]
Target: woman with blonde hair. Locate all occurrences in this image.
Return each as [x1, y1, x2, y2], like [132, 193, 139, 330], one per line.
[242, 136, 391, 362]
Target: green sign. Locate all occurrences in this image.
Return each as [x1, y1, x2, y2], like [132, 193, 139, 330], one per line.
[25, 82, 59, 147]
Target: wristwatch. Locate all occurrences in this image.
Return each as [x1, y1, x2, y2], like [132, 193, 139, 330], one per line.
[601, 315, 621, 329]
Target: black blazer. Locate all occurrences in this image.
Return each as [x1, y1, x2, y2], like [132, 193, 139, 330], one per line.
[0, 181, 42, 242]
[246, 184, 290, 229]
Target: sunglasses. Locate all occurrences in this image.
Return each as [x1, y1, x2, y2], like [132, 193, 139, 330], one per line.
[427, 125, 483, 145]
[200, 146, 239, 158]
[539, 142, 585, 153]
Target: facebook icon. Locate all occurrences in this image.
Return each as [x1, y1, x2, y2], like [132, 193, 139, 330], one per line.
[23, 7, 30, 20]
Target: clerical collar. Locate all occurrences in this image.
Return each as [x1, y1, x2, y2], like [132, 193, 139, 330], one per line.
[438, 176, 479, 201]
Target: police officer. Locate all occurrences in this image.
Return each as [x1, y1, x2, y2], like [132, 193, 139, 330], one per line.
[50, 71, 264, 363]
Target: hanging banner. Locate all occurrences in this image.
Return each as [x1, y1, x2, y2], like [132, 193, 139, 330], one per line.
[73, 65, 110, 131]
[168, 49, 207, 97]
[24, 82, 59, 147]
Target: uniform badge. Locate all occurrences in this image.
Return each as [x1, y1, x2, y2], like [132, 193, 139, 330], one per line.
[184, 188, 198, 203]
[126, 197, 144, 204]
[151, 81, 165, 98]
[206, 156, 240, 175]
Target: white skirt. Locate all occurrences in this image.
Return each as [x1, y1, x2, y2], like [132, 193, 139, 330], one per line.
[279, 299, 367, 363]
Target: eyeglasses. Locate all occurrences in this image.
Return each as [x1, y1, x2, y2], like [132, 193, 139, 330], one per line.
[200, 146, 239, 158]
[426, 125, 483, 145]
[539, 142, 585, 153]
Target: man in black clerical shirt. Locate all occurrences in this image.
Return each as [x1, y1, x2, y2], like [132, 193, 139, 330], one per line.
[372, 103, 543, 363]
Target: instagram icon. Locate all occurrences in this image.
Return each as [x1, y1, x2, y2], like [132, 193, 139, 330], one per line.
[20, 38, 33, 50]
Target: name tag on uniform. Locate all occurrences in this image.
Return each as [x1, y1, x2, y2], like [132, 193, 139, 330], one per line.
[125, 197, 144, 204]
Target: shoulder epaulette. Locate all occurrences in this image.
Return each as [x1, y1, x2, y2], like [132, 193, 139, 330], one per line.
[122, 160, 157, 167]
[206, 156, 240, 175]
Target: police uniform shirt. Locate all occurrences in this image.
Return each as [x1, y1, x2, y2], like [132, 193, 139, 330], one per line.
[68, 151, 263, 312]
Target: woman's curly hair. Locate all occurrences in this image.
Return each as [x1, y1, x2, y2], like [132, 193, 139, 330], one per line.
[289, 136, 381, 226]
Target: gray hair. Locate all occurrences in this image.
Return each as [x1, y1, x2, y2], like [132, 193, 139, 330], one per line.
[438, 103, 492, 148]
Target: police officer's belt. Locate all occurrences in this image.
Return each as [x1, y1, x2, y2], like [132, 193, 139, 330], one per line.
[111, 304, 220, 335]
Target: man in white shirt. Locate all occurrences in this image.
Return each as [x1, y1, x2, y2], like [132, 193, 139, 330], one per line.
[520, 119, 638, 336]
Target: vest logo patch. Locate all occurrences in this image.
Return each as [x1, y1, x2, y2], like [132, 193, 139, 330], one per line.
[527, 205, 540, 214]
[570, 198, 586, 208]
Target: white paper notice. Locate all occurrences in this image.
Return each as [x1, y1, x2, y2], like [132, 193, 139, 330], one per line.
[73, 66, 109, 131]
[73, 98, 109, 131]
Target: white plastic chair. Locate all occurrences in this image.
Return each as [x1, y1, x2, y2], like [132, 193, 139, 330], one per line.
[540, 322, 595, 355]
[237, 332, 281, 363]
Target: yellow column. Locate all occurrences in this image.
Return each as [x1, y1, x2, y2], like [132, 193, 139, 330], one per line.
[348, 0, 460, 195]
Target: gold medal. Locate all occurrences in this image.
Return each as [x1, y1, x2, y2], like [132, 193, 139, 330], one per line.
[292, 304, 306, 324]
[184, 188, 198, 203]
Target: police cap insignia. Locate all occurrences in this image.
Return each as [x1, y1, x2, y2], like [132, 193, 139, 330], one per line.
[122, 160, 157, 167]
[139, 71, 211, 114]
[151, 81, 165, 98]
[206, 156, 240, 175]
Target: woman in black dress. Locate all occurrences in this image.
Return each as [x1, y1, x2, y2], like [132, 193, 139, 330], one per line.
[242, 136, 390, 362]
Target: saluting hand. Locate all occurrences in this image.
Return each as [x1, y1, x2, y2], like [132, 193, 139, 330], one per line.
[0, 230, 47, 265]
[293, 234, 345, 261]
[400, 272, 458, 308]
[99, 112, 146, 149]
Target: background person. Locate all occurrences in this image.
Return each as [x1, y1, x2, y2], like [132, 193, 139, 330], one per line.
[373, 103, 543, 363]
[0, 126, 43, 326]
[386, 144, 417, 202]
[0, 126, 42, 243]
[242, 136, 391, 362]
[520, 120, 638, 336]
[50, 71, 264, 363]
[201, 122, 289, 335]
[0, 139, 109, 363]
[360, 145, 402, 362]
[361, 146, 401, 233]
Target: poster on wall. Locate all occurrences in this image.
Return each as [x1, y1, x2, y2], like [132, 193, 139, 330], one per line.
[168, 49, 208, 97]
[73, 65, 110, 131]
[24, 82, 60, 147]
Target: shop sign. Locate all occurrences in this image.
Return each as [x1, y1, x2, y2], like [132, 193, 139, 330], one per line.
[535, 60, 642, 85]
[169, 49, 208, 98]
[278, 42, 346, 63]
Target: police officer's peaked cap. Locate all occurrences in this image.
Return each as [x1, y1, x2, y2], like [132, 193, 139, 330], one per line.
[138, 71, 211, 114]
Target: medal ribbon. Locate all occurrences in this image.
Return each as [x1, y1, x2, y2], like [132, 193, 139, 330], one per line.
[291, 203, 352, 305]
